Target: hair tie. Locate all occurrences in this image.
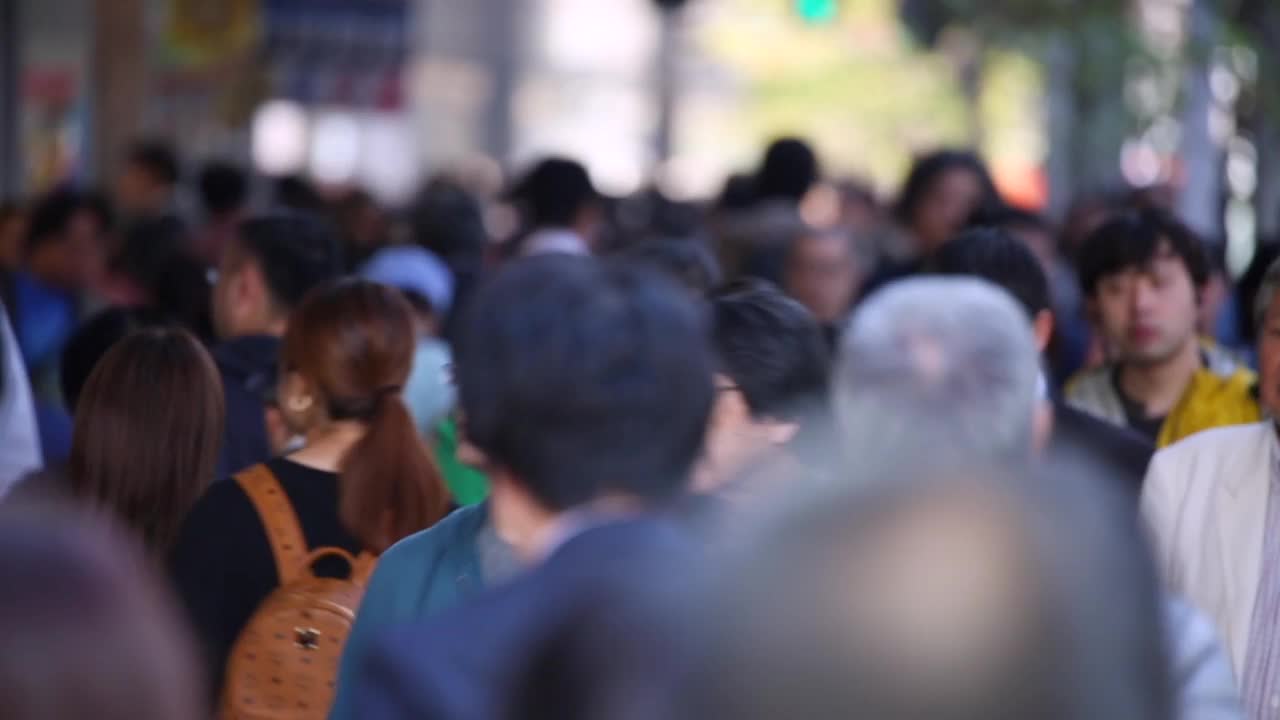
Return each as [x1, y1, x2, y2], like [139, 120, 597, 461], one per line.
[328, 385, 403, 421]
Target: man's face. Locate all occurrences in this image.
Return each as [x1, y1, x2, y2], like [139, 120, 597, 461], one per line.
[785, 234, 859, 325]
[1091, 243, 1199, 367]
[1257, 291, 1280, 418]
[63, 210, 106, 289]
[37, 210, 105, 291]
[115, 162, 161, 215]
[0, 211, 27, 270]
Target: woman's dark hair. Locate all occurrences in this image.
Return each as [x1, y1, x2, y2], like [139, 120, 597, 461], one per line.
[1076, 208, 1209, 297]
[59, 308, 152, 412]
[0, 506, 204, 720]
[282, 280, 449, 552]
[893, 149, 1001, 226]
[69, 327, 225, 556]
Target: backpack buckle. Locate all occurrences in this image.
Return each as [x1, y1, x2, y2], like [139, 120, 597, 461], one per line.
[294, 627, 321, 650]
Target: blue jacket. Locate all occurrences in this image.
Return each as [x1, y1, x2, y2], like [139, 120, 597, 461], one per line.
[328, 503, 488, 720]
[350, 517, 695, 720]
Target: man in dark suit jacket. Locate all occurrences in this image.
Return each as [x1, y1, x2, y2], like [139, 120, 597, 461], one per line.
[933, 227, 1154, 497]
[1053, 401, 1153, 499]
[209, 214, 342, 476]
[346, 255, 716, 720]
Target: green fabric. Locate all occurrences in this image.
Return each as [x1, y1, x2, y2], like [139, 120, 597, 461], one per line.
[434, 418, 490, 505]
[329, 502, 488, 720]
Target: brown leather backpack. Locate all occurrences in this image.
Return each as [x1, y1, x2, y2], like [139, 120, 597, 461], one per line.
[220, 465, 377, 720]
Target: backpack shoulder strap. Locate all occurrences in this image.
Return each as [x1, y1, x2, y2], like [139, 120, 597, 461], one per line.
[235, 465, 308, 585]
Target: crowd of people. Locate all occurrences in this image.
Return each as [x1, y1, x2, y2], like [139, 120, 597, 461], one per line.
[1, 132, 1278, 720]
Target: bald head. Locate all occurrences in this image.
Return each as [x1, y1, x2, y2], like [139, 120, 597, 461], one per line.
[678, 471, 1170, 720]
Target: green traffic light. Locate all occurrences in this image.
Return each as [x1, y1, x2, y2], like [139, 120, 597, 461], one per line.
[794, 0, 838, 23]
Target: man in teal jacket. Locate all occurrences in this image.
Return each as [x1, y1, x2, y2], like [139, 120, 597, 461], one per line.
[330, 255, 720, 719]
[329, 501, 517, 720]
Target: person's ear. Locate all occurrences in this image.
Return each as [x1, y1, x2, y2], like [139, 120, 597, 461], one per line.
[279, 371, 318, 429]
[456, 438, 490, 469]
[454, 414, 494, 470]
[1032, 400, 1054, 458]
[1083, 297, 1101, 325]
[238, 261, 269, 313]
[1032, 309, 1055, 354]
[765, 420, 801, 446]
[262, 405, 295, 456]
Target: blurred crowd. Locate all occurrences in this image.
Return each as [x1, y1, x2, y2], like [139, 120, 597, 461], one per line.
[1, 132, 1278, 720]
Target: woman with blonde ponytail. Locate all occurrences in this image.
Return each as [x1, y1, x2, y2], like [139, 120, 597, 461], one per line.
[171, 280, 449, 704]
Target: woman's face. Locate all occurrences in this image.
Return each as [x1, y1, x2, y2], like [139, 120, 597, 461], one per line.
[911, 168, 987, 255]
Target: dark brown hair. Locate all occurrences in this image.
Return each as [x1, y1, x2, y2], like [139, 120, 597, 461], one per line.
[283, 280, 449, 552]
[69, 327, 224, 555]
[0, 504, 204, 720]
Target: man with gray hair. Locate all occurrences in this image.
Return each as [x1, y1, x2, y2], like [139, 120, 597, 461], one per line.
[1144, 255, 1280, 713]
[837, 258, 1242, 720]
[834, 276, 1051, 472]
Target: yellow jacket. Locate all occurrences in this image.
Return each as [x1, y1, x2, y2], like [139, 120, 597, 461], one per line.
[1066, 363, 1260, 448]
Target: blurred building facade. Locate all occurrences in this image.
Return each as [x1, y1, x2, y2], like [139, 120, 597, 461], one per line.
[2, 0, 735, 203]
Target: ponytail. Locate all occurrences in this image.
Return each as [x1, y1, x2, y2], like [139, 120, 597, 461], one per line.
[338, 390, 449, 553]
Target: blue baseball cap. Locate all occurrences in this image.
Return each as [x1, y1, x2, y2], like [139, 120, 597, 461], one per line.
[359, 246, 455, 317]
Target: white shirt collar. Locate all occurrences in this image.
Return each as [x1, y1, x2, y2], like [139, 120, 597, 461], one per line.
[521, 228, 590, 257]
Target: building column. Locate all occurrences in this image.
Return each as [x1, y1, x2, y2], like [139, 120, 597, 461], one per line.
[0, 0, 19, 197]
[91, 0, 148, 183]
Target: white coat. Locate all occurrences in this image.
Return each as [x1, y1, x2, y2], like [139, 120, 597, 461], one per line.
[1142, 421, 1275, 679]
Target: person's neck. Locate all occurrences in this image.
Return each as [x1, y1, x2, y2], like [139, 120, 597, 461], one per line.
[230, 316, 287, 340]
[139, 191, 173, 217]
[1117, 338, 1201, 418]
[25, 254, 66, 291]
[489, 482, 559, 563]
[213, 209, 244, 227]
[489, 482, 642, 563]
[287, 420, 367, 473]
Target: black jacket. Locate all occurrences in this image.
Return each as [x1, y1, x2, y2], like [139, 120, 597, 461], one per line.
[212, 335, 280, 478]
[1050, 401, 1155, 503]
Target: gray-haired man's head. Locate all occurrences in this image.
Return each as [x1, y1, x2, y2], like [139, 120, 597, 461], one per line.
[833, 277, 1044, 472]
[1254, 256, 1280, 418]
